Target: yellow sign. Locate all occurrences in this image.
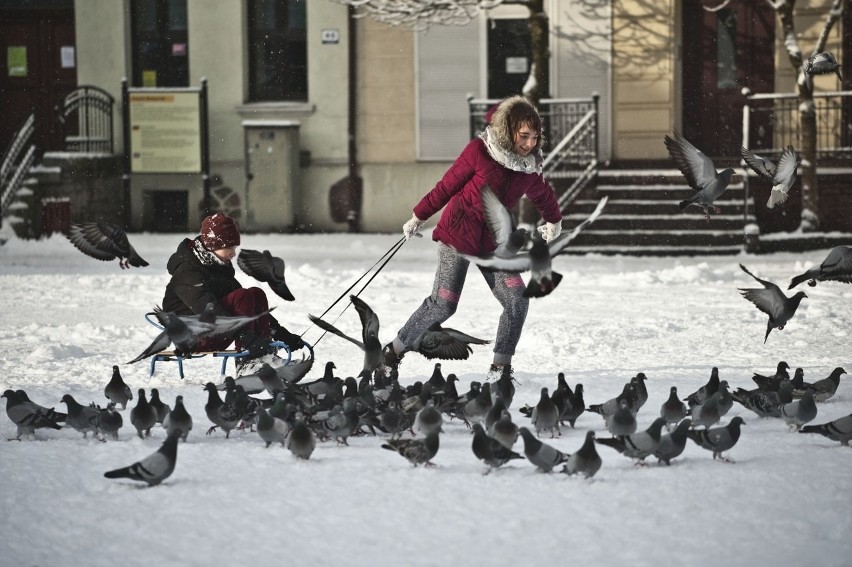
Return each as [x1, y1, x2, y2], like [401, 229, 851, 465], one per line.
[7, 46, 27, 77]
[129, 91, 202, 173]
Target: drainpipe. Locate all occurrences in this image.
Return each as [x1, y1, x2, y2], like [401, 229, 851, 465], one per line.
[345, 5, 362, 232]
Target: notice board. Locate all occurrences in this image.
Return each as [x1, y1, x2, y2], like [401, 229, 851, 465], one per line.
[129, 91, 202, 173]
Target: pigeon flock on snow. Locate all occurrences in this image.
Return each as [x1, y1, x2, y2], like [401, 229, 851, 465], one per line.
[3, 353, 849, 487]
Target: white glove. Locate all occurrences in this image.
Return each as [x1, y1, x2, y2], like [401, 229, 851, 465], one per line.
[402, 215, 426, 240]
[537, 221, 562, 243]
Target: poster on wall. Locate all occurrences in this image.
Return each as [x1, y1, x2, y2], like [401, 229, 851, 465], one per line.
[129, 91, 202, 173]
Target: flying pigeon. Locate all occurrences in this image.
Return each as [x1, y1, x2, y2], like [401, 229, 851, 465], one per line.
[382, 431, 440, 467]
[664, 130, 735, 222]
[130, 389, 158, 439]
[286, 414, 316, 459]
[653, 419, 692, 466]
[804, 367, 847, 403]
[104, 429, 181, 486]
[461, 197, 607, 298]
[803, 51, 842, 82]
[67, 222, 148, 269]
[309, 295, 384, 373]
[478, 184, 531, 259]
[59, 394, 100, 439]
[799, 412, 852, 446]
[104, 365, 133, 410]
[778, 390, 818, 431]
[2, 390, 63, 440]
[738, 264, 807, 343]
[740, 145, 799, 208]
[687, 416, 746, 463]
[788, 246, 852, 289]
[471, 423, 523, 473]
[237, 249, 296, 301]
[518, 427, 569, 472]
[163, 395, 193, 442]
[596, 417, 667, 465]
[410, 323, 490, 360]
[561, 430, 602, 478]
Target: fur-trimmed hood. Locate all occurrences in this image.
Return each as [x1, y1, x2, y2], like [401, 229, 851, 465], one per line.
[480, 96, 543, 174]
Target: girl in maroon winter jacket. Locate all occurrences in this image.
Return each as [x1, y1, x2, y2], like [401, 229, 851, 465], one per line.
[383, 96, 563, 379]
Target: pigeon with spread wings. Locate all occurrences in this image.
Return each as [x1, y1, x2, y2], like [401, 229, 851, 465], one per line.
[67, 222, 148, 269]
[740, 145, 799, 209]
[237, 249, 295, 301]
[738, 264, 807, 343]
[664, 130, 735, 222]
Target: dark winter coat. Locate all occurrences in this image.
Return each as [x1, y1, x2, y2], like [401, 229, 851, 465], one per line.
[161, 238, 242, 317]
[413, 138, 562, 256]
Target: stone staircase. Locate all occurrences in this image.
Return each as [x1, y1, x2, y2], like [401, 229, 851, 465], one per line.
[560, 169, 754, 255]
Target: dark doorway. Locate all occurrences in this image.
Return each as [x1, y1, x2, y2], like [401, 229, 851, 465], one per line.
[682, 1, 775, 158]
[0, 3, 76, 154]
[148, 190, 188, 232]
[488, 18, 530, 99]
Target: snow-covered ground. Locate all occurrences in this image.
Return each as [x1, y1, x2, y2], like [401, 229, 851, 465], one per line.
[1, 226, 850, 567]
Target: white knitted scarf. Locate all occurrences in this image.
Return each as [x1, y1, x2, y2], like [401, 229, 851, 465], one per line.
[480, 126, 543, 174]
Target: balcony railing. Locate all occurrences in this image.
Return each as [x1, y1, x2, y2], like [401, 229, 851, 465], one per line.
[741, 88, 852, 162]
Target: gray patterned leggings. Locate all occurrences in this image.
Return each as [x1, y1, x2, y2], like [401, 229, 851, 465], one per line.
[393, 244, 528, 366]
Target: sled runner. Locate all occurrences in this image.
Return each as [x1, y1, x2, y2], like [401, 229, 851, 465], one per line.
[143, 312, 292, 379]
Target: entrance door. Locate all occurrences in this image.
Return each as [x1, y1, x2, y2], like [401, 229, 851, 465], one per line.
[682, 1, 774, 158]
[0, 7, 77, 154]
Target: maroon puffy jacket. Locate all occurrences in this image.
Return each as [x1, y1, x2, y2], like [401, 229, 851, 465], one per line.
[412, 137, 562, 256]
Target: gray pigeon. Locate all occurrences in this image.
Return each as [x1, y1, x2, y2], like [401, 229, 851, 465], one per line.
[605, 399, 637, 437]
[104, 365, 133, 410]
[740, 145, 799, 208]
[309, 295, 384, 374]
[493, 365, 516, 409]
[561, 430, 602, 478]
[379, 400, 409, 439]
[382, 431, 440, 467]
[411, 323, 490, 361]
[752, 361, 791, 392]
[149, 388, 171, 425]
[653, 418, 692, 466]
[130, 389, 157, 439]
[237, 248, 296, 301]
[631, 372, 649, 410]
[805, 367, 847, 403]
[799, 412, 852, 446]
[684, 367, 720, 408]
[463, 382, 493, 426]
[788, 246, 852, 289]
[478, 183, 530, 259]
[664, 130, 735, 222]
[256, 407, 291, 447]
[687, 416, 746, 463]
[471, 423, 523, 472]
[255, 363, 288, 395]
[596, 417, 667, 465]
[485, 397, 507, 435]
[163, 395, 192, 441]
[716, 380, 734, 418]
[588, 383, 636, 420]
[689, 391, 722, 429]
[203, 382, 240, 438]
[2, 390, 63, 440]
[804, 51, 842, 81]
[97, 403, 124, 440]
[563, 383, 585, 428]
[731, 386, 790, 418]
[779, 390, 817, 431]
[660, 386, 687, 430]
[104, 430, 180, 486]
[461, 198, 607, 298]
[59, 394, 100, 439]
[531, 387, 560, 437]
[286, 414, 316, 459]
[739, 264, 807, 343]
[413, 399, 443, 437]
[67, 221, 148, 269]
[518, 427, 569, 472]
[491, 409, 519, 450]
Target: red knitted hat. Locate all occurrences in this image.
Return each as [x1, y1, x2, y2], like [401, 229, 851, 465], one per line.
[200, 212, 240, 250]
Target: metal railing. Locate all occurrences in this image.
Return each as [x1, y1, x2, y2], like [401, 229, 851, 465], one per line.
[1, 114, 36, 221]
[467, 94, 599, 210]
[741, 88, 852, 161]
[57, 85, 115, 154]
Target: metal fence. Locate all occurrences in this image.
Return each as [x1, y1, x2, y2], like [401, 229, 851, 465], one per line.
[742, 88, 852, 161]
